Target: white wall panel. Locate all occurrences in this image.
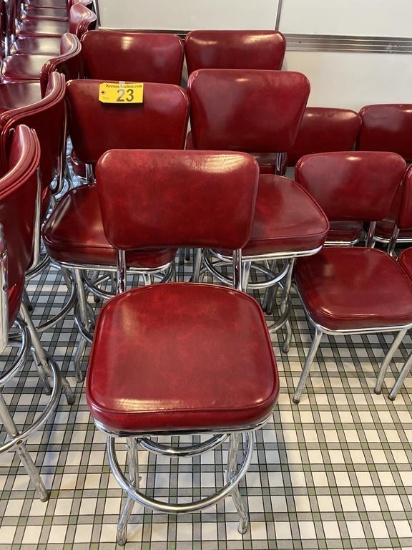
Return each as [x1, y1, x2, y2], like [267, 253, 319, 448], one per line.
[98, 0, 280, 31]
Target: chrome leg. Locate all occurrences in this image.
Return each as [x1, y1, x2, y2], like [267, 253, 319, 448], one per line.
[20, 303, 74, 405]
[73, 269, 91, 381]
[374, 328, 408, 394]
[191, 248, 202, 282]
[116, 437, 138, 546]
[293, 327, 323, 404]
[389, 352, 412, 400]
[0, 392, 49, 501]
[227, 432, 249, 534]
[280, 259, 295, 353]
[22, 287, 33, 313]
[241, 261, 251, 293]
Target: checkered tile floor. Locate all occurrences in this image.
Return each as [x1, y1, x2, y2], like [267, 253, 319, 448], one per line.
[1, 237, 412, 548]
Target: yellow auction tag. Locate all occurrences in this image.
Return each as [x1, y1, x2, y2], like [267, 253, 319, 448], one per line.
[98, 82, 144, 104]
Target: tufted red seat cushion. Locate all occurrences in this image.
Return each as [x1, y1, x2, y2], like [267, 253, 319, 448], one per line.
[42, 184, 176, 268]
[217, 174, 329, 257]
[296, 247, 412, 331]
[86, 283, 279, 433]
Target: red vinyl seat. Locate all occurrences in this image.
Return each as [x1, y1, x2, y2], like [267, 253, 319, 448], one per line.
[2, 33, 82, 95]
[11, 3, 95, 55]
[10, 1, 96, 39]
[0, 124, 73, 501]
[22, 0, 92, 21]
[184, 29, 286, 74]
[292, 151, 412, 403]
[86, 148, 279, 544]
[42, 79, 190, 379]
[357, 104, 412, 250]
[188, 68, 329, 344]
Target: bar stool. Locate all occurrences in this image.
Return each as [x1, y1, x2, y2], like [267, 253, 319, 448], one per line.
[86, 148, 279, 544]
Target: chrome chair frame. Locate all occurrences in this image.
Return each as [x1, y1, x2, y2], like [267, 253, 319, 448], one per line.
[293, 290, 412, 403]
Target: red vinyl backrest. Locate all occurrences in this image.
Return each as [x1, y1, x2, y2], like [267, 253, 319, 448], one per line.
[184, 30, 286, 75]
[66, 79, 189, 165]
[96, 149, 259, 251]
[81, 30, 184, 84]
[357, 104, 412, 162]
[295, 151, 406, 222]
[188, 69, 310, 153]
[287, 107, 362, 166]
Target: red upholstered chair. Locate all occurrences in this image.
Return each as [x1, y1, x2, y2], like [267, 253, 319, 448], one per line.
[81, 29, 184, 83]
[0, 124, 73, 500]
[184, 30, 286, 75]
[69, 29, 184, 179]
[188, 68, 329, 344]
[22, 0, 92, 21]
[292, 151, 411, 403]
[2, 33, 82, 96]
[86, 148, 279, 544]
[0, 73, 75, 331]
[42, 79, 190, 379]
[386, 247, 412, 399]
[358, 104, 412, 250]
[8, 2, 95, 52]
[11, 3, 95, 55]
[287, 107, 363, 245]
[0, 72, 66, 218]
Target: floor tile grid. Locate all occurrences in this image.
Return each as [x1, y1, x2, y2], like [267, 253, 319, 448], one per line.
[1, 213, 412, 547]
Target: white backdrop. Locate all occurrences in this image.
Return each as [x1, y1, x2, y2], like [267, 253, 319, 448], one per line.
[98, 0, 280, 31]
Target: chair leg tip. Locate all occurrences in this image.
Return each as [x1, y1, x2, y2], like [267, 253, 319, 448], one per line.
[292, 396, 300, 405]
[374, 388, 381, 395]
[388, 393, 396, 401]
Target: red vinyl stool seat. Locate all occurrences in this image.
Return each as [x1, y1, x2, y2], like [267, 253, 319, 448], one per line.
[88, 284, 278, 433]
[85, 148, 279, 545]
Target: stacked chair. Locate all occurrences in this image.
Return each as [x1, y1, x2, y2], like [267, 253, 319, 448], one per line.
[292, 151, 412, 403]
[188, 68, 329, 348]
[0, 0, 83, 501]
[10, 2, 96, 55]
[357, 104, 412, 251]
[0, 124, 73, 500]
[42, 79, 190, 380]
